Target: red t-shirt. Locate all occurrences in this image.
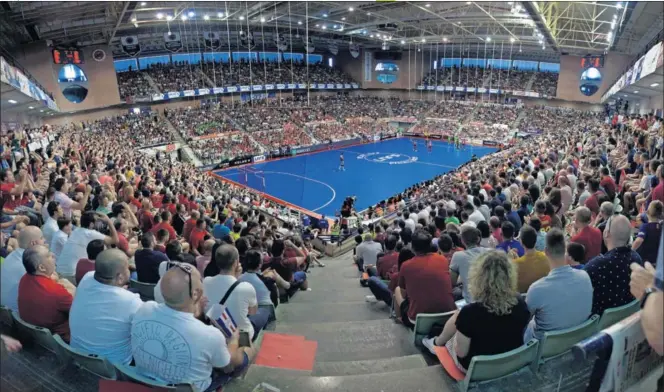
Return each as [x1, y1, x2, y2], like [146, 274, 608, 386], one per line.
[18, 274, 73, 342]
[150, 222, 177, 242]
[140, 210, 155, 232]
[75, 258, 95, 285]
[1, 182, 20, 210]
[166, 203, 177, 216]
[182, 218, 197, 242]
[652, 182, 664, 203]
[600, 176, 616, 197]
[376, 252, 399, 280]
[571, 225, 603, 262]
[398, 253, 456, 321]
[584, 191, 603, 216]
[189, 227, 207, 254]
[117, 233, 130, 254]
[151, 194, 164, 209]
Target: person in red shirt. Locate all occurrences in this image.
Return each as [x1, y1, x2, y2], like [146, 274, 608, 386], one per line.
[183, 210, 200, 242]
[570, 207, 603, 263]
[650, 165, 664, 204]
[139, 199, 154, 232]
[0, 169, 30, 212]
[150, 210, 177, 243]
[375, 235, 399, 279]
[189, 219, 208, 256]
[75, 239, 105, 285]
[395, 230, 456, 329]
[18, 245, 74, 342]
[154, 228, 169, 253]
[599, 167, 617, 201]
[584, 178, 604, 217]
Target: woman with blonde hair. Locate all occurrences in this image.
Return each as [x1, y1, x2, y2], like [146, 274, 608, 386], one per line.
[422, 251, 530, 373]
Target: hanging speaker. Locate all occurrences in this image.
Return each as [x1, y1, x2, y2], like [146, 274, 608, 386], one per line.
[203, 32, 222, 50]
[274, 34, 288, 51]
[328, 42, 339, 55]
[120, 36, 141, 57]
[164, 32, 183, 53]
[240, 32, 255, 49]
[303, 36, 315, 53]
[349, 43, 360, 58]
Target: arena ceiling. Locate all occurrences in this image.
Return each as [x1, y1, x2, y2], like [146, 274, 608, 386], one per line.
[0, 1, 661, 62]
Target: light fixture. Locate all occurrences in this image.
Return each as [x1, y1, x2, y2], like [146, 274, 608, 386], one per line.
[519, 48, 522, 52]
[239, 15, 245, 20]
[348, 7, 354, 11]
[611, 21, 615, 29]
[167, 30, 171, 35]
[370, 34, 374, 38]
[181, 15, 187, 21]
[633, 91, 639, 93]
[28, 106, 34, 109]
[333, 24, 338, 28]
[188, 11, 195, 17]
[298, 21, 302, 25]
[538, 40, 543, 44]
[166, 15, 173, 21]
[613, 14, 618, 19]
[156, 12, 164, 19]
[339, 26, 344, 31]
[616, 2, 623, 9]
[466, 1, 471, 4]
[322, 25, 327, 29]
[342, 17, 346, 21]
[322, 13, 328, 17]
[217, 12, 224, 18]
[131, 17, 137, 22]
[510, 37, 516, 43]
[316, 24, 320, 27]
[508, 1, 513, 4]
[367, 12, 371, 15]
[40, 110, 44, 113]
[260, 17, 266, 22]
[400, 40, 405, 44]
[8, 100, 16, 104]
[486, 37, 491, 42]
[542, 45, 546, 50]
[426, 3, 431, 7]
[140, 1, 146, 5]
[516, 5, 522, 11]
[422, 38, 426, 42]
[443, 37, 448, 42]
[204, 14, 210, 20]
[650, 83, 659, 87]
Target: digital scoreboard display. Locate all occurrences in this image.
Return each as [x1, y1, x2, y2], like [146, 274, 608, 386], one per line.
[581, 55, 604, 69]
[52, 49, 84, 65]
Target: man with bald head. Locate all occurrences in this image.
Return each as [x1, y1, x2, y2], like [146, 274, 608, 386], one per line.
[0, 226, 45, 311]
[132, 263, 253, 391]
[69, 248, 143, 365]
[18, 245, 73, 342]
[584, 214, 644, 315]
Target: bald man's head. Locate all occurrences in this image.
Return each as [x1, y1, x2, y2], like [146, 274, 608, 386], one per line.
[605, 215, 632, 249]
[94, 249, 130, 287]
[18, 226, 45, 249]
[161, 264, 202, 311]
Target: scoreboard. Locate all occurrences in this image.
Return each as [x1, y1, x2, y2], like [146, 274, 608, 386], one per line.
[581, 55, 604, 69]
[52, 48, 84, 65]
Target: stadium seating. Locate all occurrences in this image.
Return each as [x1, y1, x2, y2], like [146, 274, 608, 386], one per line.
[129, 279, 156, 301]
[596, 300, 640, 331]
[53, 334, 118, 380]
[412, 311, 455, 347]
[0, 305, 14, 329]
[114, 363, 195, 391]
[11, 310, 61, 355]
[533, 315, 600, 369]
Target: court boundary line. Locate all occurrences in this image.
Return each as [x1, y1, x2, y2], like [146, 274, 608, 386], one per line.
[207, 136, 497, 218]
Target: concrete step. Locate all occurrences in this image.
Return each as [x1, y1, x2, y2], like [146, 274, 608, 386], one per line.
[273, 318, 421, 362]
[312, 354, 428, 377]
[285, 286, 370, 304]
[226, 364, 453, 392]
[275, 301, 390, 325]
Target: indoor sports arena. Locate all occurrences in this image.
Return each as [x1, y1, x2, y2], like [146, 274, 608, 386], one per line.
[1, 1, 663, 392]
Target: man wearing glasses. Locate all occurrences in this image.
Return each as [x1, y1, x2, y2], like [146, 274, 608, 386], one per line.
[131, 263, 254, 391]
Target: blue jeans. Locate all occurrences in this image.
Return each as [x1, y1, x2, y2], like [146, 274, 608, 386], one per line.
[205, 352, 249, 391]
[367, 276, 392, 306]
[248, 306, 273, 341]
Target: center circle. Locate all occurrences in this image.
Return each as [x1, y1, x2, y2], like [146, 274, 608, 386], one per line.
[357, 152, 418, 165]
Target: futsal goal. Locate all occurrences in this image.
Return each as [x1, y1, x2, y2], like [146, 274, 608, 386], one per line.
[237, 166, 266, 194]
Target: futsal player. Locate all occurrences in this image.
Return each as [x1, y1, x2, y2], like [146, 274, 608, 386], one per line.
[338, 152, 345, 171]
[427, 139, 433, 153]
[412, 139, 418, 152]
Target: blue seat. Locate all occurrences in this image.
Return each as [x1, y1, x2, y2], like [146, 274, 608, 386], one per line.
[114, 363, 195, 391]
[53, 334, 117, 380]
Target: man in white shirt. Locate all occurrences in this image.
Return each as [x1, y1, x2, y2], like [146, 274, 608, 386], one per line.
[69, 249, 143, 365]
[41, 201, 62, 249]
[465, 202, 486, 225]
[132, 265, 253, 392]
[51, 217, 72, 259]
[203, 245, 265, 341]
[354, 234, 384, 273]
[0, 227, 45, 311]
[57, 212, 119, 280]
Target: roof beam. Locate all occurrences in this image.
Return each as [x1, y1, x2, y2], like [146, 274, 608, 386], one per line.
[108, 1, 132, 45]
[522, 1, 559, 52]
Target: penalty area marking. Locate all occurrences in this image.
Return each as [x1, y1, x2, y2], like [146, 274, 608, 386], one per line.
[220, 170, 336, 213]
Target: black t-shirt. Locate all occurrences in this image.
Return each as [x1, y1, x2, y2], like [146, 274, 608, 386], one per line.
[455, 297, 530, 370]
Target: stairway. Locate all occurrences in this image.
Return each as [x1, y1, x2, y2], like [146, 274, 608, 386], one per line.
[198, 68, 216, 88]
[512, 107, 529, 130]
[524, 72, 536, 92]
[143, 73, 163, 95]
[158, 111, 203, 167]
[224, 251, 452, 392]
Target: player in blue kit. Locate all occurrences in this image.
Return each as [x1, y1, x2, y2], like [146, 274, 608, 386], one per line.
[338, 152, 345, 171]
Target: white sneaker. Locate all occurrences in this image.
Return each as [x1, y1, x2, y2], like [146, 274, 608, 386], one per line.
[306, 288, 312, 291]
[421, 337, 437, 355]
[365, 295, 377, 303]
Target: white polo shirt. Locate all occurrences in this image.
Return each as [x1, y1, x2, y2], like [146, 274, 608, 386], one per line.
[0, 248, 25, 312]
[203, 274, 257, 339]
[56, 227, 105, 276]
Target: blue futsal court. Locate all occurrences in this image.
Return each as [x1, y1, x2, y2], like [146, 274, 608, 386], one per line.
[213, 138, 497, 217]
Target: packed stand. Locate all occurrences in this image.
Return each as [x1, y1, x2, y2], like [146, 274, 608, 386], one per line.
[430, 100, 474, 122]
[189, 134, 258, 165]
[389, 98, 436, 119]
[143, 62, 210, 93]
[411, 119, 458, 136]
[420, 68, 453, 86]
[164, 104, 237, 140]
[83, 113, 174, 147]
[521, 106, 602, 134]
[532, 71, 559, 96]
[473, 104, 520, 126]
[485, 69, 533, 91]
[116, 70, 155, 99]
[200, 60, 356, 86]
[251, 124, 315, 150]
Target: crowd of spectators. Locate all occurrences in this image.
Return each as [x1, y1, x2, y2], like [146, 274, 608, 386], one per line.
[486, 69, 534, 91]
[164, 105, 237, 140]
[473, 103, 520, 126]
[390, 98, 436, 118]
[251, 124, 315, 151]
[83, 113, 175, 147]
[521, 106, 601, 134]
[116, 70, 155, 99]
[430, 100, 474, 121]
[189, 134, 258, 165]
[532, 71, 559, 96]
[142, 62, 211, 93]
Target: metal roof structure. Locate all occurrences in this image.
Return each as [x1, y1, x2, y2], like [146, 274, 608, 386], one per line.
[1, 1, 661, 62]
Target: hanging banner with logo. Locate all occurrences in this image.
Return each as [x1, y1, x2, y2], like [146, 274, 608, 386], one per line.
[240, 32, 255, 49]
[303, 36, 315, 54]
[120, 36, 141, 57]
[328, 42, 339, 55]
[164, 32, 183, 53]
[349, 43, 360, 58]
[274, 34, 288, 52]
[203, 32, 222, 50]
